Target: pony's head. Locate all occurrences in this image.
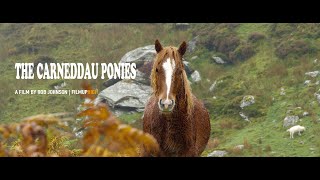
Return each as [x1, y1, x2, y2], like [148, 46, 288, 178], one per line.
[151, 39, 192, 113]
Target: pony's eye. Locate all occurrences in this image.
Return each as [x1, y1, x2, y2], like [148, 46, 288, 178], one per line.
[156, 68, 158, 72]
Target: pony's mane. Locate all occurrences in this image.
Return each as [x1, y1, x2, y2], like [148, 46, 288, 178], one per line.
[150, 46, 193, 115]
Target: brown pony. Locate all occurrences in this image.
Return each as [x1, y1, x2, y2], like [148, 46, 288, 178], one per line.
[142, 40, 211, 157]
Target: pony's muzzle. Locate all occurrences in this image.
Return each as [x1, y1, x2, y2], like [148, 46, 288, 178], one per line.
[158, 99, 175, 112]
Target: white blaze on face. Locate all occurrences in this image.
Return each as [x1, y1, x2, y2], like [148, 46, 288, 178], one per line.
[162, 58, 176, 100]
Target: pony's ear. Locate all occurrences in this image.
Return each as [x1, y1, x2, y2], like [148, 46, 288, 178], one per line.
[155, 39, 163, 53]
[178, 41, 187, 56]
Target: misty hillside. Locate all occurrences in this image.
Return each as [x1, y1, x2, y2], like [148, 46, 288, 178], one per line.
[1, 23, 320, 156]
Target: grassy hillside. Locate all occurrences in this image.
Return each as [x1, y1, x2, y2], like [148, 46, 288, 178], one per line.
[188, 23, 320, 156]
[1, 23, 320, 156]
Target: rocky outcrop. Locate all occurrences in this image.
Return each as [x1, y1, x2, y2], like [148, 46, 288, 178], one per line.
[305, 71, 319, 78]
[280, 87, 286, 96]
[191, 70, 201, 82]
[95, 81, 152, 116]
[283, 115, 299, 127]
[240, 95, 255, 109]
[190, 56, 198, 60]
[120, 45, 155, 64]
[304, 80, 311, 86]
[187, 36, 198, 53]
[239, 112, 250, 122]
[209, 81, 217, 92]
[212, 56, 227, 64]
[103, 45, 156, 88]
[234, 145, 244, 150]
[53, 81, 67, 90]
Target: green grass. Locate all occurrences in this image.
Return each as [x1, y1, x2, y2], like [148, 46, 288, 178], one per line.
[118, 112, 143, 124]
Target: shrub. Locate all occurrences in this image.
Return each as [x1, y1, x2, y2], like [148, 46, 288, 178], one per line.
[217, 35, 241, 54]
[219, 119, 233, 129]
[229, 43, 255, 61]
[265, 145, 272, 152]
[275, 40, 316, 59]
[200, 30, 240, 54]
[207, 138, 220, 149]
[227, 146, 243, 156]
[248, 32, 266, 43]
[243, 138, 252, 149]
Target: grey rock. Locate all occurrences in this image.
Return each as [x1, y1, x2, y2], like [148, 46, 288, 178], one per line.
[191, 70, 201, 82]
[314, 59, 318, 64]
[239, 112, 250, 122]
[183, 61, 194, 76]
[280, 87, 286, 96]
[240, 95, 255, 109]
[212, 56, 226, 64]
[209, 81, 217, 92]
[207, 150, 228, 157]
[303, 111, 309, 116]
[103, 78, 121, 88]
[305, 71, 319, 78]
[304, 80, 311, 85]
[104, 45, 156, 88]
[95, 81, 152, 115]
[283, 115, 299, 127]
[234, 145, 244, 150]
[53, 81, 67, 90]
[190, 56, 198, 60]
[187, 36, 199, 53]
[132, 70, 150, 85]
[120, 45, 156, 64]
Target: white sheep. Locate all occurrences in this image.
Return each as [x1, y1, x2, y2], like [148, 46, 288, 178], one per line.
[287, 125, 306, 139]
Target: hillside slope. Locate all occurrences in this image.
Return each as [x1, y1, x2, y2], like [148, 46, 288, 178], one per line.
[188, 23, 320, 156]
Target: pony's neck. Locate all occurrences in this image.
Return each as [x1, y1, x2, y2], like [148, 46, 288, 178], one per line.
[173, 76, 192, 116]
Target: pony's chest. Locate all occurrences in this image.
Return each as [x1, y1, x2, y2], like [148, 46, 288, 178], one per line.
[161, 121, 188, 144]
